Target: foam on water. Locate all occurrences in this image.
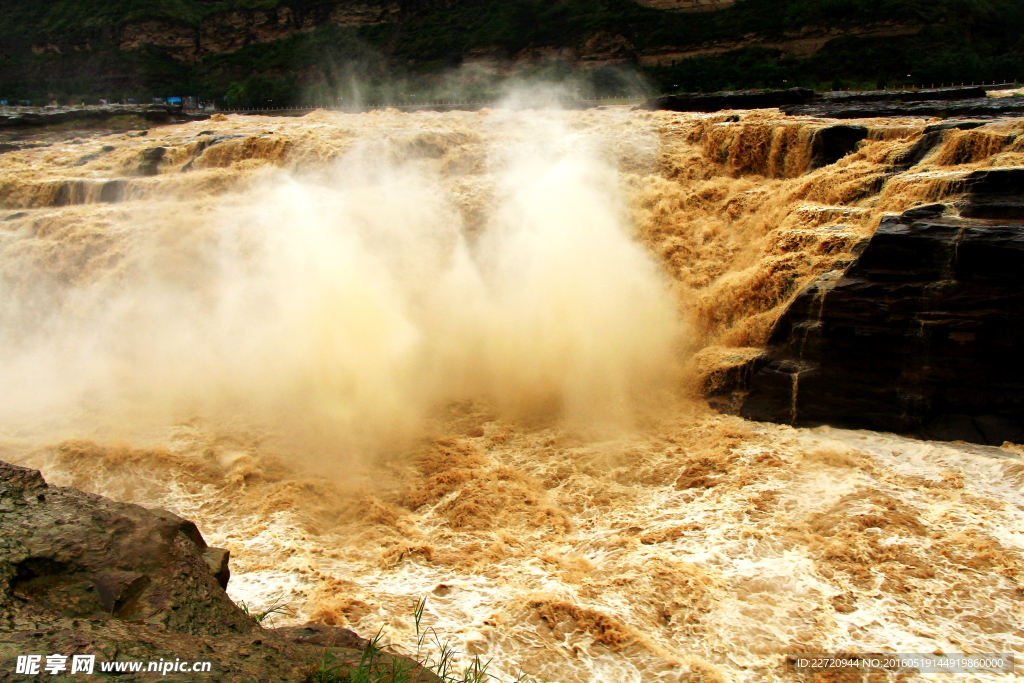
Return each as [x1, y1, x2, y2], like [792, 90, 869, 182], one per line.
[1, 103, 1022, 682]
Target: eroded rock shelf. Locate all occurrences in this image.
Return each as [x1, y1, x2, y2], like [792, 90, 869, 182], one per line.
[741, 169, 1024, 445]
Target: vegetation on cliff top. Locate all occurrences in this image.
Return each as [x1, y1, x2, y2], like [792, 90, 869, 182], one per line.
[0, 0, 1022, 104]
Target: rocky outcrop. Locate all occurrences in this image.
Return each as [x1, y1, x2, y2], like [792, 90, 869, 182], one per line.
[72, 145, 116, 166]
[115, 4, 399, 62]
[637, 23, 925, 65]
[0, 141, 50, 154]
[692, 347, 766, 414]
[957, 167, 1024, 220]
[811, 125, 869, 167]
[891, 121, 988, 171]
[643, 86, 1024, 119]
[740, 170, 1024, 445]
[0, 105, 209, 130]
[137, 147, 166, 176]
[180, 134, 245, 171]
[631, 0, 736, 12]
[817, 86, 988, 104]
[0, 460, 437, 682]
[643, 87, 815, 112]
[782, 97, 1024, 119]
[202, 3, 396, 54]
[119, 21, 200, 62]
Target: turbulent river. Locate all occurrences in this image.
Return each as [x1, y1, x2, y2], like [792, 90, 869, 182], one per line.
[1, 101, 1022, 682]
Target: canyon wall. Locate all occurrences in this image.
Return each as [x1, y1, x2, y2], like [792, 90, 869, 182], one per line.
[631, 0, 736, 12]
[116, 4, 400, 64]
[6, 0, 1019, 101]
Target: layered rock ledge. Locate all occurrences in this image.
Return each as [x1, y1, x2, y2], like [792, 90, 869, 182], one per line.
[643, 87, 816, 112]
[0, 105, 209, 130]
[642, 85, 1024, 118]
[0, 461, 435, 682]
[781, 97, 1024, 119]
[739, 169, 1024, 445]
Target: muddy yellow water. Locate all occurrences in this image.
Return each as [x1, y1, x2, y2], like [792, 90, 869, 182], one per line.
[1, 102, 1022, 682]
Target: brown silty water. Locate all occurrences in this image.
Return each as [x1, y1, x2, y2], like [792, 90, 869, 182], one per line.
[1, 102, 1022, 682]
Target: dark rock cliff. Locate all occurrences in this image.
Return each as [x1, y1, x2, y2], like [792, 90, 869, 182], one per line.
[643, 86, 1024, 120]
[740, 168, 1024, 445]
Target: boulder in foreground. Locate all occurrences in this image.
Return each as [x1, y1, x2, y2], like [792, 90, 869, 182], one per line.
[0, 460, 436, 682]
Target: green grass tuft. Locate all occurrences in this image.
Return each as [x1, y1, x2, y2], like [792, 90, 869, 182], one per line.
[239, 597, 293, 625]
[305, 598, 549, 683]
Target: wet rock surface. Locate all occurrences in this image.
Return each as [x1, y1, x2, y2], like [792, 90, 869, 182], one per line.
[782, 97, 1024, 119]
[643, 87, 815, 112]
[641, 85, 1014, 117]
[0, 105, 209, 130]
[136, 147, 167, 176]
[72, 145, 116, 166]
[811, 124, 869, 167]
[892, 121, 988, 171]
[0, 460, 436, 682]
[815, 86, 989, 104]
[741, 173, 1024, 445]
[958, 168, 1024, 219]
[0, 141, 51, 154]
[180, 134, 245, 171]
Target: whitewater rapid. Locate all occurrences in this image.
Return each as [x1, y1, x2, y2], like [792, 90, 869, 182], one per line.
[1, 103, 1021, 682]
